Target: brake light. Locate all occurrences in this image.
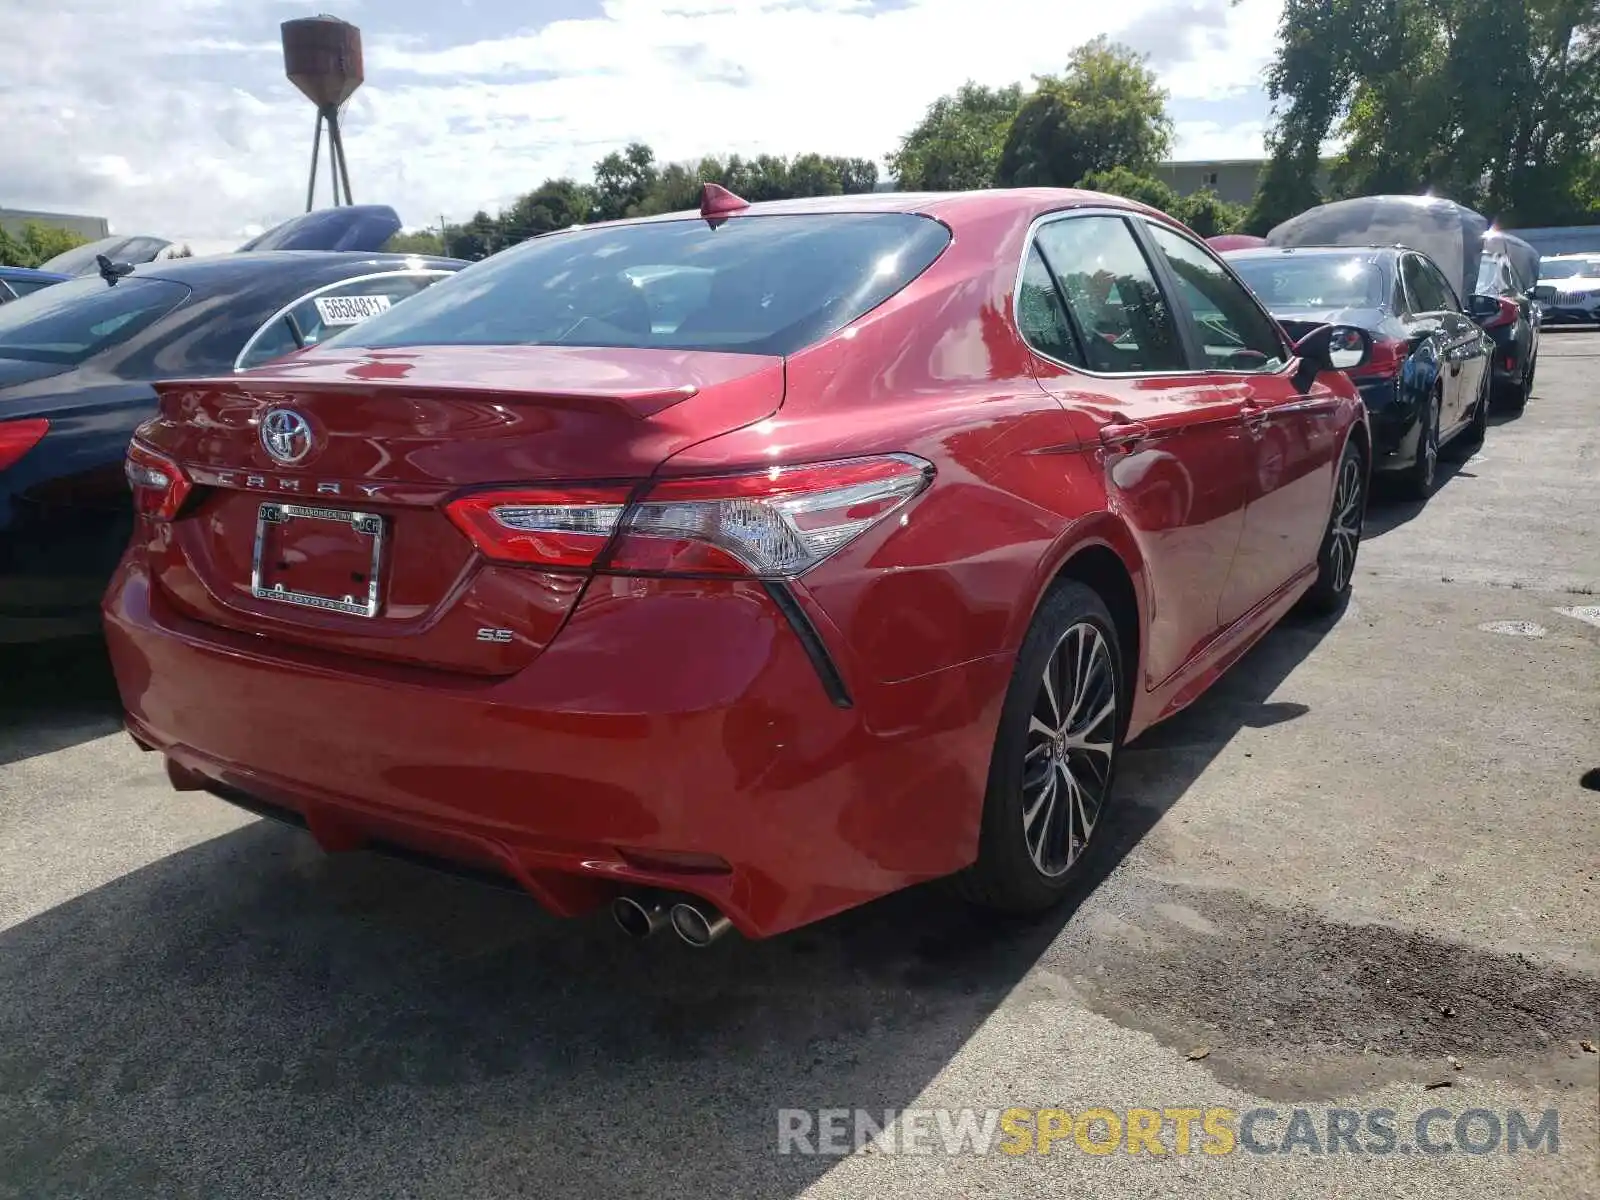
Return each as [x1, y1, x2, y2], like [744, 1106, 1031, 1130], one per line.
[1481, 297, 1519, 329]
[444, 454, 934, 577]
[0, 418, 49, 472]
[444, 486, 631, 568]
[1349, 336, 1407, 380]
[610, 455, 933, 576]
[125, 440, 193, 519]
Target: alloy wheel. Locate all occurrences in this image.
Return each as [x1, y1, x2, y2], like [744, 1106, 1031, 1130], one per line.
[1328, 453, 1363, 593]
[1021, 621, 1117, 877]
[1422, 396, 1440, 487]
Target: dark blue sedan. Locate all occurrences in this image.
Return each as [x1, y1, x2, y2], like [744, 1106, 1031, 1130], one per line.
[0, 266, 68, 304]
[0, 230, 463, 643]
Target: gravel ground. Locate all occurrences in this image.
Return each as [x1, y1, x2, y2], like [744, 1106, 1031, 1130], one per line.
[2, 332, 1597, 1199]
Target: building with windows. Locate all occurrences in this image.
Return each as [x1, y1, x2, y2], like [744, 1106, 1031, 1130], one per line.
[1151, 159, 1336, 207]
[0, 206, 111, 241]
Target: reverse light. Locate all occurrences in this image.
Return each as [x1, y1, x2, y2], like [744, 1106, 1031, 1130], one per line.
[444, 454, 934, 577]
[0, 418, 50, 473]
[125, 440, 193, 519]
[445, 486, 631, 568]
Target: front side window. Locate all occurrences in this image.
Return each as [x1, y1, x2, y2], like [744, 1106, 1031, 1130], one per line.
[1031, 216, 1186, 373]
[236, 271, 452, 370]
[1423, 260, 1461, 311]
[1147, 226, 1287, 371]
[324, 214, 952, 358]
[1403, 255, 1451, 313]
[0, 276, 190, 366]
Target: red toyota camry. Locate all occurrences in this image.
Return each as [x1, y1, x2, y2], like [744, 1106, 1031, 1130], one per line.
[104, 187, 1371, 945]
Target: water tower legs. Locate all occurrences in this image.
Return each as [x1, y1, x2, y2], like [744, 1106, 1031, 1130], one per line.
[305, 104, 355, 211]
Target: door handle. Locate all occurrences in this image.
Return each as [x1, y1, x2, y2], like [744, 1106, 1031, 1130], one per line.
[1241, 401, 1272, 431]
[1099, 421, 1151, 450]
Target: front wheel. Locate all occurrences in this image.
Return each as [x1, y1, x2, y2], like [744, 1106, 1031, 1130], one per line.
[955, 581, 1124, 913]
[1402, 390, 1441, 501]
[1454, 371, 1489, 456]
[1301, 439, 1366, 614]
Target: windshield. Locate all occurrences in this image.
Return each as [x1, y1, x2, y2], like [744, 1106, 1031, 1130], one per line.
[324, 213, 952, 357]
[0, 276, 191, 365]
[1228, 254, 1388, 310]
[1539, 257, 1600, 281]
[38, 236, 171, 276]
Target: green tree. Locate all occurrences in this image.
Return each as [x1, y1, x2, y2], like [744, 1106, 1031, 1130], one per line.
[996, 39, 1173, 189]
[0, 221, 89, 268]
[385, 229, 448, 255]
[1078, 166, 1180, 211]
[834, 156, 879, 194]
[1252, 0, 1600, 229]
[786, 152, 844, 197]
[502, 178, 595, 239]
[445, 211, 500, 260]
[887, 81, 1025, 190]
[592, 142, 659, 221]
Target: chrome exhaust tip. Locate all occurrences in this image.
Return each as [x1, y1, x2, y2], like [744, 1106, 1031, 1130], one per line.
[611, 894, 667, 939]
[669, 901, 733, 948]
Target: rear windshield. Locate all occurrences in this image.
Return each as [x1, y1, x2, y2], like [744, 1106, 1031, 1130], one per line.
[0, 276, 191, 366]
[1539, 258, 1600, 281]
[325, 213, 952, 357]
[1229, 254, 1389, 310]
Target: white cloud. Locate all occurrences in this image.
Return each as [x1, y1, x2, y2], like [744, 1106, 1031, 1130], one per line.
[0, 0, 1284, 239]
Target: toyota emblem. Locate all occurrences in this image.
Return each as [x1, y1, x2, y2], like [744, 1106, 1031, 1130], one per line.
[260, 408, 314, 465]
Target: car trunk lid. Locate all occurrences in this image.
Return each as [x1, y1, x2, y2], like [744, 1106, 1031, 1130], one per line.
[139, 345, 784, 675]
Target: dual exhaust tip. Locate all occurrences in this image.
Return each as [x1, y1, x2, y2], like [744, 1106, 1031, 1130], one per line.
[611, 894, 732, 947]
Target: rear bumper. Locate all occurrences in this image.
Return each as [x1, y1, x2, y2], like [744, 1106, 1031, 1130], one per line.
[1354, 377, 1420, 471]
[104, 565, 1009, 938]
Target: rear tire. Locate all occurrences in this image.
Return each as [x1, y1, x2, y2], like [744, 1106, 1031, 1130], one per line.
[1301, 438, 1366, 615]
[955, 582, 1125, 914]
[1506, 353, 1534, 413]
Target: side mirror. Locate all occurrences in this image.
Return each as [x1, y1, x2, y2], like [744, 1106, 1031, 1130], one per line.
[1466, 293, 1501, 322]
[1292, 324, 1371, 389]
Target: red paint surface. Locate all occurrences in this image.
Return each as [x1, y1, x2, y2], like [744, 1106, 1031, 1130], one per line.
[105, 189, 1365, 938]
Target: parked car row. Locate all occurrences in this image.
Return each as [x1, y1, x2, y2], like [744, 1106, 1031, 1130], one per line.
[0, 186, 1550, 948]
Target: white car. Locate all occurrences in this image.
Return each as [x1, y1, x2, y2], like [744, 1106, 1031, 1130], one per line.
[1534, 254, 1600, 325]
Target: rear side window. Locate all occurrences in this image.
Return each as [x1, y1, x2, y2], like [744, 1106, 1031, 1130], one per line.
[236, 271, 452, 370]
[7, 278, 55, 299]
[326, 214, 952, 357]
[1016, 245, 1083, 366]
[0, 276, 190, 366]
[1032, 216, 1186, 373]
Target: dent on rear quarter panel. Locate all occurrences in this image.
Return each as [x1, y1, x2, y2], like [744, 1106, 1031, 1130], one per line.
[655, 201, 1118, 684]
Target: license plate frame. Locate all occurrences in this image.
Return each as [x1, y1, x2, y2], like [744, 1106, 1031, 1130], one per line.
[250, 502, 385, 618]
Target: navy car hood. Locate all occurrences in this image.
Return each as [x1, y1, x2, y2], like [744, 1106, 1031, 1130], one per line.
[236, 205, 403, 253]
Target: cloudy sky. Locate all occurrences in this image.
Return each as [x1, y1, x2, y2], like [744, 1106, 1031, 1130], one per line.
[0, 0, 1283, 243]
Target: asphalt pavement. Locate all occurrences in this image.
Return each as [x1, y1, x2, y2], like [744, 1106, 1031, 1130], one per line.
[2, 332, 1597, 1199]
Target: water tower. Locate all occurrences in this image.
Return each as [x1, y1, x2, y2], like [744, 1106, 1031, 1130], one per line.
[281, 15, 364, 211]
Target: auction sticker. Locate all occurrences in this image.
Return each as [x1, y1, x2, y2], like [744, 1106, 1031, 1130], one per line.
[314, 294, 394, 326]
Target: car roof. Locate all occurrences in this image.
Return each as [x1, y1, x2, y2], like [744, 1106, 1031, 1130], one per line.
[576, 187, 1169, 230]
[127, 250, 464, 289]
[0, 265, 69, 282]
[1223, 246, 1395, 262]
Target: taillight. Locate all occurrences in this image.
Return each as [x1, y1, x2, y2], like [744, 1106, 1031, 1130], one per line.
[0, 418, 49, 472]
[1349, 337, 1407, 380]
[125, 440, 193, 519]
[610, 454, 934, 576]
[444, 486, 630, 568]
[443, 454, 934, 578]
[1481, 298, 1519, 329]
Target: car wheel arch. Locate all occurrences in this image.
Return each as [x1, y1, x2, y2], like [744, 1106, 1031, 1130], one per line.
[1009, 519, 1147, 719]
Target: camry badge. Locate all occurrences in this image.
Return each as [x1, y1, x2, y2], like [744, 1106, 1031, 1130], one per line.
[260, 408, 314, 465]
